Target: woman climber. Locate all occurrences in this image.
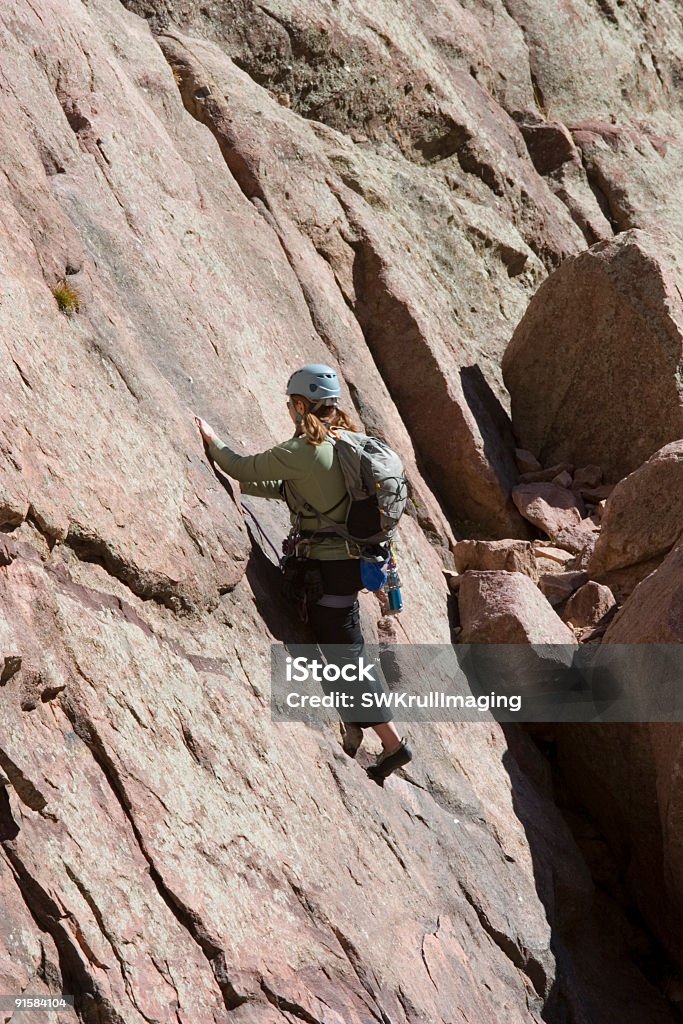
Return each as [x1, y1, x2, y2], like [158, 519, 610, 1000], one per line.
[195, 363, 413, 785]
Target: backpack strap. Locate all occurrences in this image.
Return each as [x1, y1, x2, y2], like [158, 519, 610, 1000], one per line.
[282, 480, 346, 522]
[285, 480, 356, 541]
[281, 431, 348, 519]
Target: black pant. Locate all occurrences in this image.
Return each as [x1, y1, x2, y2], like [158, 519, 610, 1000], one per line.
[303, 559, 393, 728]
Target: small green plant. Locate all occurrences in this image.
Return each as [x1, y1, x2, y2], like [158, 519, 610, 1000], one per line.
[53, 279, 80, 316]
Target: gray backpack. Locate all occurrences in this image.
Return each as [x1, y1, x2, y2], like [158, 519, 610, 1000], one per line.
[285, 430, 408, 549]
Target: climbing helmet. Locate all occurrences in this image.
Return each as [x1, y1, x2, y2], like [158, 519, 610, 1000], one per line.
[286, 364, 341, 408]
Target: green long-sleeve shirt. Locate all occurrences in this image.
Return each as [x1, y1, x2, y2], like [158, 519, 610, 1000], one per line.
[208, 435, 361, 560]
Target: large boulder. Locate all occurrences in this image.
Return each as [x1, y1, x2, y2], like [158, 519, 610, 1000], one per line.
[590, 440, 683, 580]
[503, 231, 683, 481]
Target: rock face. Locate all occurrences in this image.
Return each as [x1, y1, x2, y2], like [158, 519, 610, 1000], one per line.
[2, 0, 683, 1022]
[547, 403, 683, 987]
[556, 540, 683, 976]
[144, 15, 564, 538]
[503, 232, 683, 481]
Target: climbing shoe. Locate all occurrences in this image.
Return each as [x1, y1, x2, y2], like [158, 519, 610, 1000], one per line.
[340, 722, 364, 759]
[366, 737, 413, 786]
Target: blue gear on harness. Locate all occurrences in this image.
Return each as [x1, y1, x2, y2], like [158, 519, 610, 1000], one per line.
[360, 558, 389, 592]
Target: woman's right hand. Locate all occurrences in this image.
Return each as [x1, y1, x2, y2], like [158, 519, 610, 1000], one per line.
[195, 416, 218, 446]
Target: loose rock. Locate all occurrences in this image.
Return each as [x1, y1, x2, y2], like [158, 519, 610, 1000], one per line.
[515, 448, 541, 474]
[519, 462, 574, 484]
[562, 581, 617, 630]
[512, 482, 586, 538]
[453, 539, 537, 578]
[458, 570, 577, 644]
[539, 571, 590, 607]
[573, 465, 603, 490]
[552, 470, 573, 488]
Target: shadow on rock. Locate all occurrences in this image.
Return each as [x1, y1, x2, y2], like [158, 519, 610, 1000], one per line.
[501, 724, 681, 1024]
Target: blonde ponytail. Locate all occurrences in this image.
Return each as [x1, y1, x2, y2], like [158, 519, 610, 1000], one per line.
[291, 396, 360, 446]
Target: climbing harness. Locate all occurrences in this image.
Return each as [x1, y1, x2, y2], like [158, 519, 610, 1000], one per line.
[279, 509, 325, 623]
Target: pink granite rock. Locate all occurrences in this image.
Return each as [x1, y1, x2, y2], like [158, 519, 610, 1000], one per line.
[459, 570, 577, 644]
[573, 465, 603, 490]
[603, 538, 683, 644]
[554, 520, 600, 559]
[0, 0, 681, 1019]
[519, 462, 574, 484]
[453, 538, 537, 578]
[590, 440, 683, 580]
[515, 448, 542, 474]
[552, 470, 573, 489]
[512, 482, 586, 538]
[503, 232, 683, 481]
[562, 581, 617, 630]
[539, 571, 590, 607]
